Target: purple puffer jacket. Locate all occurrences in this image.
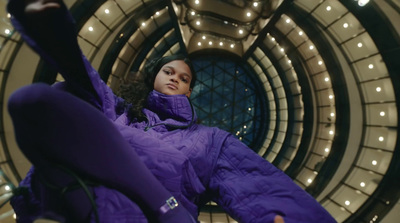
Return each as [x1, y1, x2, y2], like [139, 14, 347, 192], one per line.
[7, 0, 336, 222]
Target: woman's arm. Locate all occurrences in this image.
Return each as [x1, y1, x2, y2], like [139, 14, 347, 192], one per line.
[9, 0, 91, 89]
[208, 135, 336, 223]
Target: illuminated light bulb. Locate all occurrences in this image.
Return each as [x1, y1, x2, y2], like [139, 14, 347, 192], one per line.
[299, 31, 303, 36]
[202, 36, 206, 40]
[244, 125, 247, 129]
[343, 23, 349, 28]
[372, 160, 377, 165]
[329, 130, 334, 135]
[330, 112, 335, 117]
[280, 48, 284, 52]
[253, 2, 258, 7]
[318, 61, 323, 65]
[190, 11, 195, 16]
[360, 182, 366, 187]
[380, 111, 385, 116]
[378, 136, 384, 141]
[288, 60, 291, 64]
[325, 148, 330, 153]
[358, 0, 370, 7]
[357, 42, 363, 47]
[345, 200, 350, 206]
[326, 6, 332, 11]
[5, 185, 11, 191]
[105, 9, 109, 14]
[195, 0, 200, 4]
[196, 21, 201, 26]
[5, 29, 10, 34]
[325, 77, 330, 82]
[329, 95, 334, 99]
[88, 26, 94, 31]
[197, 42, 202, 46]
[376, 87, 381, 92]
[286, 19, 291, 23]
[230, 44, 235, 48]
[247, 12, 251, 17]
[7, 13, 11, 18]
[271, 37, 275, 41]
[248, 108, 252, 111]
[307, 179, 312, 183]
[219, 42, 223, 46]
[239, 29, 244, 34]
[368, 64, 374, 69]
[141, 22, 146, 27]
[309, 45, 314, 50]
[208, 41, 213, 45]
[156, 11, 160, 16]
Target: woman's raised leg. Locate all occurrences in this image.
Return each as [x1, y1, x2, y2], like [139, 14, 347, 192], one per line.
[8, 83, 194, 222]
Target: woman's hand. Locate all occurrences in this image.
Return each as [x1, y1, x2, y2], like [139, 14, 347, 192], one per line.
[24, 0, 61, 15]
[274, 215, 285, 223]
[21, 0, 65, 62]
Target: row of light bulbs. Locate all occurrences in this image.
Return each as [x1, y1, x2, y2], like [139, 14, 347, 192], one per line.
[193, 0, 261, 9]
[196, 40, 236, 49]
[80, 7, 241, 50]
[189, 0, 267, 48]
[283, 10, 383, 212]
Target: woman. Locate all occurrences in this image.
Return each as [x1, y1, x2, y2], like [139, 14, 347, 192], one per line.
[7, 0, 336, 222]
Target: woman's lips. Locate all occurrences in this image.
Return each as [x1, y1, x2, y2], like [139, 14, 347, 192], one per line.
[167, 83, 177, 90]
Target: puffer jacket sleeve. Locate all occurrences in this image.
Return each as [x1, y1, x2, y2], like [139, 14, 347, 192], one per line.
[208, 135, 336, 223]
[7, 0, 118, 120]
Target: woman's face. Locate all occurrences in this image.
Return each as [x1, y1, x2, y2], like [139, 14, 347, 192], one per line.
[154, 60, 193, 97]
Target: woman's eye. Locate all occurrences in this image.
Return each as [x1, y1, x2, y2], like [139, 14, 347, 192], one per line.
[181, 78, 188, 83]
[164, 70, 171, 75]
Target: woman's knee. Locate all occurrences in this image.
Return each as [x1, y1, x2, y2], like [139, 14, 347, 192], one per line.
[8, 83, 55, 115]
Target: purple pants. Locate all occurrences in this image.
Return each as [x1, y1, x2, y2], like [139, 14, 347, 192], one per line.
[7, 83, 194, 223]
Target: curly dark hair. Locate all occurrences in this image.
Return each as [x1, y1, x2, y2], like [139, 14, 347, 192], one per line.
[117, 54, 196, 122]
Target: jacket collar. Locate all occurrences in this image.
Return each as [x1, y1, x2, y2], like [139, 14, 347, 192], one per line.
[144, 90, 197, 129]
